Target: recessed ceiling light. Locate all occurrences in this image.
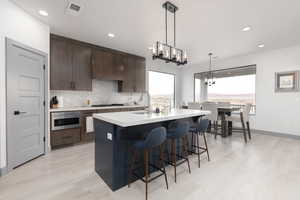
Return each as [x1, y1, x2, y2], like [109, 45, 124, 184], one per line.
[38, 10, 48, 16]
[258, 44, 265, 48]
[242, 26, 251, 32]
[108, 33, 115, 38]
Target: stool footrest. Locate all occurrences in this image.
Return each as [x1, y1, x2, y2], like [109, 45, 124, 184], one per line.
[189, 149, 208, 156]
[165, 153, 189, 167]
[132, 163, 166, 184]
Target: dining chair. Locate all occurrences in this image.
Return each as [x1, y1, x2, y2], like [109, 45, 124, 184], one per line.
[187, 102, 201, 110]
[201, 102, 220, 137]
[225, 104, 252, 143]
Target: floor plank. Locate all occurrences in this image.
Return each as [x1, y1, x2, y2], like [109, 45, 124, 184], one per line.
[0, 133, 300, 200]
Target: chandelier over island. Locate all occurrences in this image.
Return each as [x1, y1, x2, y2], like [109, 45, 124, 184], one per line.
[205, 53, 216, 86]
[151, 1, 187, 66]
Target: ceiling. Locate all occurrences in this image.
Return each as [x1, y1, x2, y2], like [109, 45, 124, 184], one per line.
[12, 0, 300, 64]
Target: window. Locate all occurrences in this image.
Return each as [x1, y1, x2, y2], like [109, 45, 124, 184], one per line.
[207, 74, 256, 105]
[194, 66, 256, 113]
[194, 78, 201, 102]
[149, 71, 175, 109]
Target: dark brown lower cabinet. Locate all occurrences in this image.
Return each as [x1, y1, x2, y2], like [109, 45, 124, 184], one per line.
[50, 128, 81, 148]
[50, 107, 147, 149]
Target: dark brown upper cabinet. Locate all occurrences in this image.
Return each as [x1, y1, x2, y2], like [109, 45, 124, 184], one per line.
[51, 34, 145, 92]
[119, 56, 146, 93]
[50, 35, 92, 91]
[50, 37, 73, 90]
[113, 53, 127, 81]
[92, 49, 114, 80]
[121, 56, 136, 92]
[135, 58, 146, 92]
[93, 50, 127, 81]
[72, 43, 92, 90]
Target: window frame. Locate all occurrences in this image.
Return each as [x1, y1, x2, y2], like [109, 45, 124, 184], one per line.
[148, 70, 176, 108]
[193, 65, 257, 113]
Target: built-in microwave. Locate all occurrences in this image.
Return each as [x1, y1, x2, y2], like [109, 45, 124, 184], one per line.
[51, 111, 81, 131]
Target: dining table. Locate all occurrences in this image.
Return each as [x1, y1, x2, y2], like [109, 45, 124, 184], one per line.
[217, 106, 241, 137]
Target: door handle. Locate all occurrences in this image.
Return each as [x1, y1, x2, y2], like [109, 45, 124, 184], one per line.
[14, 110, 26, 115]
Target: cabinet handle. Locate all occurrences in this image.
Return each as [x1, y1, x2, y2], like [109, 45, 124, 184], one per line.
[73, 82, 76, 89]
[70, 81, 76, 90]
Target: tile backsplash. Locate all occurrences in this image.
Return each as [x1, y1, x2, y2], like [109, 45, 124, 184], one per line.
[50, 80, 147, 107]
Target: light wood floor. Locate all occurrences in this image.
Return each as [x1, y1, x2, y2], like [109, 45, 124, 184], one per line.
[1, 133, 300, 200]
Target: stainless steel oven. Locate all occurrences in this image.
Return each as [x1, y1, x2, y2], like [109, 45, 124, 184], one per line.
[51, 111, 81, 131]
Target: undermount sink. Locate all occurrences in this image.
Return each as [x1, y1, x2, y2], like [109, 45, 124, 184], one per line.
[132, 111, 150, 115]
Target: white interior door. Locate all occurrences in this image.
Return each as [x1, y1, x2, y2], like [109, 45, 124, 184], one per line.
[6, 39, 46, 170]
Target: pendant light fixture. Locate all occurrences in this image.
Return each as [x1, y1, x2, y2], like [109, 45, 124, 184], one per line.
[151, 1, 187, 66]
[205, 53, 216, 86]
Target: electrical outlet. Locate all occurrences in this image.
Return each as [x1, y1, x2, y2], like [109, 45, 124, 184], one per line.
[107, 132, 112, 141]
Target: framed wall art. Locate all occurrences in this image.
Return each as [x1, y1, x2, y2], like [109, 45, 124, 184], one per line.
[275, 71, 299, 92]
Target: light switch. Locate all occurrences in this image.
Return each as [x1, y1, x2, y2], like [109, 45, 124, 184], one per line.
[107, 132, 112, 141]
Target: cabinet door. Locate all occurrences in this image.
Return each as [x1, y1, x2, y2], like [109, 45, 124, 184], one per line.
[135, 58, 146, 92]
[50, 37, 73, 90]
[122, 56, 136, 92]
[92, 49, 114, 80]
[50, 128, 81, 148]
[72, 43, 92, 91]
[113, 53, 126, 80]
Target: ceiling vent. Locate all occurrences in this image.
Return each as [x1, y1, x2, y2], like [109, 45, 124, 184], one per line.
[65, 0, 84, 16]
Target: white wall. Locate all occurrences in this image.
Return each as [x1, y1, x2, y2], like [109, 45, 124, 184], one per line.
[0, 0, 50, 169]
[181, 45, 300, 136]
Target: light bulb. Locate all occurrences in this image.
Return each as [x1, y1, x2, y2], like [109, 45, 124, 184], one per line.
[172, 48, 177, 59]
[152, 45, 157, 55]
[165, 49, 169, 58]
[176, 53, 181, 62]
[159, 44, 164, 56]
[184, 50, 187, 61]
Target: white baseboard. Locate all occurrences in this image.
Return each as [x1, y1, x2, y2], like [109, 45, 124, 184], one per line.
[254, 129, 300, 140]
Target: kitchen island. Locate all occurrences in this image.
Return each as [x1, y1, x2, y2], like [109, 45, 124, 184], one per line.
[93, 109, 210, 191]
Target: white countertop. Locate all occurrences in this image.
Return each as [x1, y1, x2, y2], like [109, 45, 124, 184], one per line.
[93, 109, 211, 127]
[49, 105, 147, 112]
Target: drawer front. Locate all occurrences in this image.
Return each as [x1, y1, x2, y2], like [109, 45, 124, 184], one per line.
[51, 128, 81, 147]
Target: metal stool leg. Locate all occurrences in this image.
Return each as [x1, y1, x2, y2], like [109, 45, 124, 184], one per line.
[247, 122, 251, 140]
[184, 135, 191, 173]
[144, 150, 149, 200]
[128, 148, 138, 188]
[196, 132, 201, 168]
[171, 138, 177, 183]
[202, 132, 210, 161]
[159, 143, 169, 190]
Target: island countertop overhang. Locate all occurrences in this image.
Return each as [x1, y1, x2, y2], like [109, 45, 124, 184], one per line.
[93, 109, 211, 127]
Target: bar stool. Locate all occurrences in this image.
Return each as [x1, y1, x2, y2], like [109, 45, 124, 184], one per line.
[166, 121, 191, 183]
[190, 119, 210, 168]
[128, 127, 168, 200]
